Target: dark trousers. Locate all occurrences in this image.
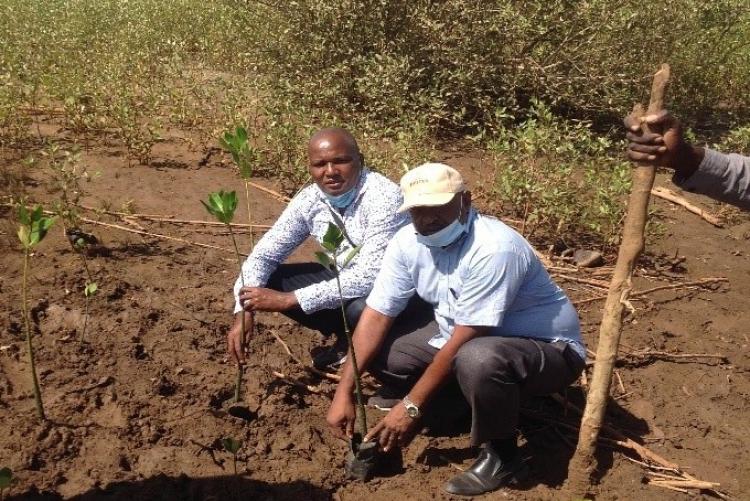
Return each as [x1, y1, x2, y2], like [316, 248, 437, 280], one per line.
[370, 325, 586, 445]
[266, 263, 434, 339]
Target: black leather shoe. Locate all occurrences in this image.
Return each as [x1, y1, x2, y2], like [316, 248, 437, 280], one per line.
[443, 444, 527, 496]
[311, 335, 348, 371]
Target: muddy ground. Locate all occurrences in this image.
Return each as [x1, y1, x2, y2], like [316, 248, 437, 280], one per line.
[1, 124, 749, 501]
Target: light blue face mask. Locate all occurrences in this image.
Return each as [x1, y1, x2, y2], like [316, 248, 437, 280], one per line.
[325, 185, 359, 209]
[324, 169, 362, 209]
[416, 199, 468, 248]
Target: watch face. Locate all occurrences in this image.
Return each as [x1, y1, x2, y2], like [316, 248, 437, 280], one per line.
[406, 406, 419, 418]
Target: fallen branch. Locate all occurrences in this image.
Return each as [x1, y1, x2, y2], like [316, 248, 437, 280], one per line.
[651, 186, 723, 227]
[271, 370, 322, 394]
[627, 350, 728, 363]
[245, 181, 291, 203]
[79, 216, 244, 255]
[573, 277, 727, 306]
[76, 204, 271, 229]
[553, 274, 610, 289]
[268, 329, 341, 382]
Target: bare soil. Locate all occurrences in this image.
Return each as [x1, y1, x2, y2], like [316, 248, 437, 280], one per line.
[1, 125, 749, 501]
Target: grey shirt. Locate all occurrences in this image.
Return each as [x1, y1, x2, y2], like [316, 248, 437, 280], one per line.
[673, 148, 750, 210]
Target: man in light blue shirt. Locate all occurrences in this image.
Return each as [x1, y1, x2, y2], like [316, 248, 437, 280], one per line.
[326, 163, 585, 496]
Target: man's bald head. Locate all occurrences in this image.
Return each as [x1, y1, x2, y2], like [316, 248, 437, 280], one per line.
[308, 128, 361, 158]
[307, 128, 364, 196]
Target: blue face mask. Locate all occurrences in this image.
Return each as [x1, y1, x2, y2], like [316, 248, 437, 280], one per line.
[416, 199, 468, 248]
[325, 185, 359, 209]
[416, 218, 467, 247]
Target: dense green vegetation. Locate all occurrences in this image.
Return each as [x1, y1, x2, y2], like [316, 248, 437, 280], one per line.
[2, 0, 749, 244]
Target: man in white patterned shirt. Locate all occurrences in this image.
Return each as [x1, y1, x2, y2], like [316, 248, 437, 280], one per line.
[229, 128, 430, 369]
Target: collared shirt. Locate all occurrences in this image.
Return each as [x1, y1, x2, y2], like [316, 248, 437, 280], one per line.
[673, 148, 750, 210]
[366, 210, 586, 359]
[233, 169, 408, 313]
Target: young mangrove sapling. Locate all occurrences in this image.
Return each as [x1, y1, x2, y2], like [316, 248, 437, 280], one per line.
[222, 437, 243, 475]
[202, 190, 252, 419]
[17, 204, 56, 420]
[315, 222, 378, 480]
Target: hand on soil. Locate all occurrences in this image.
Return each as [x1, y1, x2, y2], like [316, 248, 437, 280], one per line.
[327, 391, 356, 439]
[365, 403, 418, 452]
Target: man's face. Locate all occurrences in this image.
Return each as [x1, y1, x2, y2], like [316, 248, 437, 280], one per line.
[308, 134, 362, 196]
[409, 192, 470, 236]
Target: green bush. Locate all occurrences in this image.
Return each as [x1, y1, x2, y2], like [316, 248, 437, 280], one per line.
[251, 0, 750, 134]
[490, 101, 631, 245]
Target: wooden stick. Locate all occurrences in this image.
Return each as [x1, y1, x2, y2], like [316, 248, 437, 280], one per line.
[628, 350, 728, 362]
[245, 181, 291, 203]
[553, 274, 610, 289]
[268, 330, 341, 382]
[271, 370, 321, 394]
[651, 186, 723, 227]
[78, 216, 245, 255]
[76, 204, 271, 229]
[573, 277, 727, 306]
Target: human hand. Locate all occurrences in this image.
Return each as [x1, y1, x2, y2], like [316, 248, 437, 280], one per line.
[624, 110, 702, 176]
[364, 401, 419, 452]
[327, 391, 356, 439]
[239, 286, 297, 312]
[227, 312, 253, 364]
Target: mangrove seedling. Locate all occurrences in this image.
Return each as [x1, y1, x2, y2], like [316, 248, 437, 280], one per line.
[219, 126, 259, 244]
[0, 467, 12, 500]
[17, 204, 56, 420]
[315, 222, 377, 480]
[202, 190, 252, 420]
[222, 437, 242, 475]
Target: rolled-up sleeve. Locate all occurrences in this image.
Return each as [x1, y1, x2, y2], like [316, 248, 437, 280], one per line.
[294, 189, 408, 313]
[365, 236, 415, 317]
[233, 196, 310, 313]
[454, 247, 528, 327]
[674, 148, 750, 210]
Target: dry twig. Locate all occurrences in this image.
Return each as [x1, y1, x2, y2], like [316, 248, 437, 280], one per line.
[651, 186, 723, 227]
[573, 277, 727, 306]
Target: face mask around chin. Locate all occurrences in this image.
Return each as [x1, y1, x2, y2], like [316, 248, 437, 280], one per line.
[416, 217, 467, 247]
[325, 185, 358, 208]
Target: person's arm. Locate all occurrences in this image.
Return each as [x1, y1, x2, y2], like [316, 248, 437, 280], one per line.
[675, 148, 750, 210]
[327, 307, 395, 438]
[232, 192, 311, 313]
[327, 235, 416, 438]
[294, 186, 408, 313]
[625, 110, 750, 210]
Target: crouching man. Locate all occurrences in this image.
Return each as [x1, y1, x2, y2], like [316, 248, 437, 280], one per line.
[326, 163, 586, 496]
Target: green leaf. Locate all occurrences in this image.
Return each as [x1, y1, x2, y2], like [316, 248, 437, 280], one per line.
[321, 222, 344, 251]
[84, 282, 98, 297]
[17, 204, 30, 225]
[17, 225, 30, 247]
[202, 191, 237, 224]
[341, 245, 362, 268]
[0, 467, 11, 489]
[222, 437, 242, 454]
[314, 251, 332, 269]
[236, 126, 248, 144]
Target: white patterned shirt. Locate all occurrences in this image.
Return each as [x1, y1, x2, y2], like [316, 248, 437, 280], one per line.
[233, 169, 408, 313]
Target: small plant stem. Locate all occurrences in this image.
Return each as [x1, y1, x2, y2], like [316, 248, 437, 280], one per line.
[334, 262, 367, 435]
[233, 453, 238, 476]
[22, 249, 45, 420]
[244, 181, 256, 250]
[227, 223, 247, 403]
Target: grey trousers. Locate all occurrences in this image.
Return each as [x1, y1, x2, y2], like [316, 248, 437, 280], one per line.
[370, 324, 585, 446]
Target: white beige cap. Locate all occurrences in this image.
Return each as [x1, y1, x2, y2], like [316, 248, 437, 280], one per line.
[397, 163, 465, 213]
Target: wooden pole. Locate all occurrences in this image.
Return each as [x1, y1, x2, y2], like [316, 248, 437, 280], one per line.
[566, 64, 670, 496]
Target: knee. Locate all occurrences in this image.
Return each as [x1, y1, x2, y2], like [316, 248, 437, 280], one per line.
[454, 341, 502, 388]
